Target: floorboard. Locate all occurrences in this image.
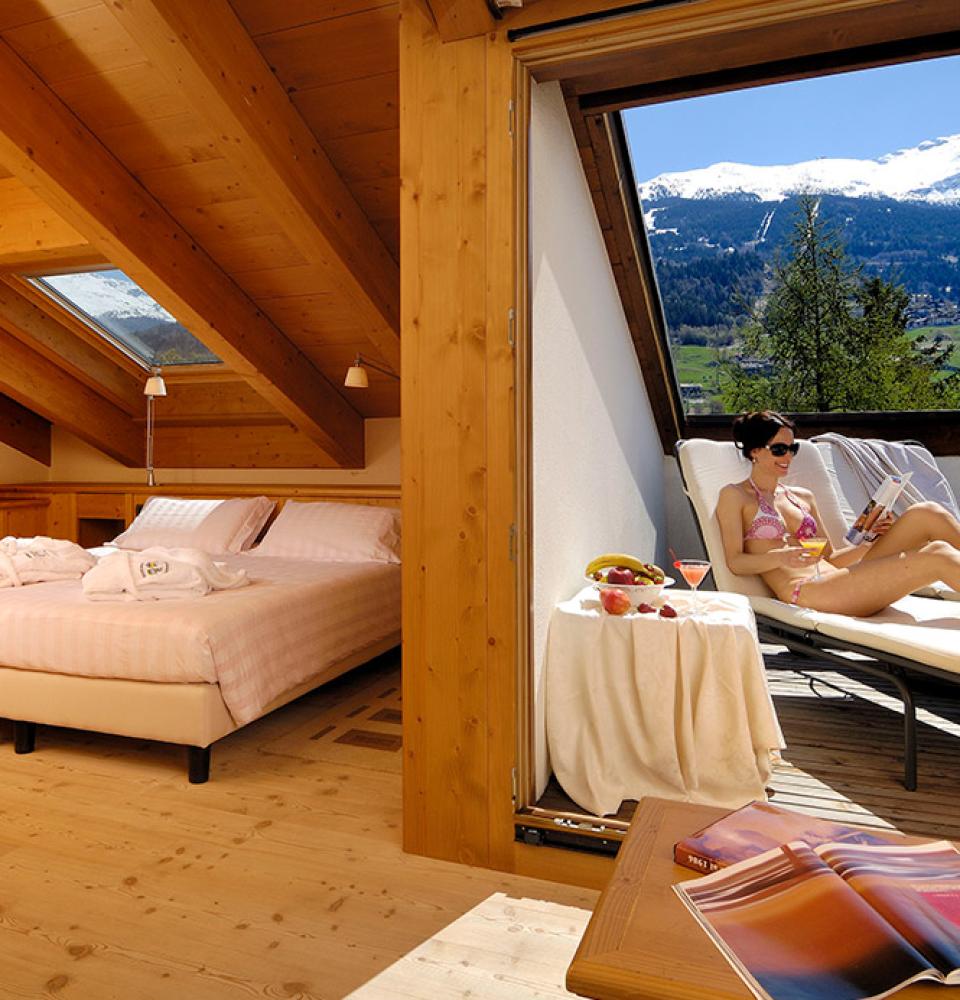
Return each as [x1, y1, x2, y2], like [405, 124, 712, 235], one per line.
[0, 651, 596, 1000]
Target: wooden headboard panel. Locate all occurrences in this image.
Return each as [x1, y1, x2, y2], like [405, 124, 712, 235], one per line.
[0, 483, 400, 544]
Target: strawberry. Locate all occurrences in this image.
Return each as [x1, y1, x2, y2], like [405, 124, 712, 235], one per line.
[659, 604, 677, 618]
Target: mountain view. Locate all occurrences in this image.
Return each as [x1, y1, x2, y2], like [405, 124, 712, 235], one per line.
[36, 269, 219, 366]
[637, 134, 960, 411]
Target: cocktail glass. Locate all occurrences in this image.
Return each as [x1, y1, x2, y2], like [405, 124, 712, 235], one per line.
[799, 536, 827, 580]
[674, 559, 711, 617]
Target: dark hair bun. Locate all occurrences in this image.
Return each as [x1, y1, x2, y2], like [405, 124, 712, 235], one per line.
[732, 410, 795, 458]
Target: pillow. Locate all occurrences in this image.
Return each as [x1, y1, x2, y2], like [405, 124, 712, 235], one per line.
[111, 496, 275, 554]
[251, 501, 400, 563]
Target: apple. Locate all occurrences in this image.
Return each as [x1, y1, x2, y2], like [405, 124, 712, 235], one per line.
[606, 566, 635, 586]
[600, 588, 631, 615]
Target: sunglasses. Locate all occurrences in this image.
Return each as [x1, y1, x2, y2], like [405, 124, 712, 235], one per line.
[764, 442, 800, 457]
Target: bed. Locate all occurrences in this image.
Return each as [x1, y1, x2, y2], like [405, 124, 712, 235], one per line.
[0, 491, 401, 782]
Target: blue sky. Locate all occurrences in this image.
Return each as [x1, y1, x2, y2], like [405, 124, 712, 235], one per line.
[623, 55, 960, 182]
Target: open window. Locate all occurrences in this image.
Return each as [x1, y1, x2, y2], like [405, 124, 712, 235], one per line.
[28, 268, 221, 368]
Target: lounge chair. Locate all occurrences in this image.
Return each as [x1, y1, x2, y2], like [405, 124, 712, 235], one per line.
[675, 438, 960, 790]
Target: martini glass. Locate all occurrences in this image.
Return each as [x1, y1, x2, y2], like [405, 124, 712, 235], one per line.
[674, 559, 712, 617]
[799, 536, 827, 580]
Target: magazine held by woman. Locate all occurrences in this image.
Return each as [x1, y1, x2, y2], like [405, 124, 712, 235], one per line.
[675, 839, 960, 1000]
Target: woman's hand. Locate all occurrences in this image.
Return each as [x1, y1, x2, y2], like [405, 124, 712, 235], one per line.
[869, 512, 897, 537]
[774, 540, 818, 569]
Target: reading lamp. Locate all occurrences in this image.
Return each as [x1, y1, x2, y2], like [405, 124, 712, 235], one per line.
[144, 368, 167, 487]
[344, 354, 399, 388]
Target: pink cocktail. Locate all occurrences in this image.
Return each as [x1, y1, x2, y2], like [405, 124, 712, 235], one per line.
[674, 559, 712, 616]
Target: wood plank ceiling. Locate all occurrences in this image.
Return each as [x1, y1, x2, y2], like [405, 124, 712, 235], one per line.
[0, 0, 401, 469]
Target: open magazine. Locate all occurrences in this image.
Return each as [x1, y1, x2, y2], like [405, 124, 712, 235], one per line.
[675, 839, 960, 1000]
[846, 473, 913, 545]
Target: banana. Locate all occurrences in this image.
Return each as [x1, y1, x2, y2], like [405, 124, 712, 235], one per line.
[584, 553, 645, 577]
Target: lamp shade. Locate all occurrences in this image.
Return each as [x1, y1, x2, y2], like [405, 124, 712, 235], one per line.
[344, 364, 369, 389]
[144, 374, 167, 397]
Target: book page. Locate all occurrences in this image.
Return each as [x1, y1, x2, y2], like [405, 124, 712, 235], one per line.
[818, 841, 960, 980]
[676, 841, 937, 1000]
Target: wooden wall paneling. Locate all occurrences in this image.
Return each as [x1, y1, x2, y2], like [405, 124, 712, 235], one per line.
[0, 2, 97, 33]
[425, 0, 497, 41]
[0, 38, 365, 466]
[0, 392, 50, 465]
[0, 326, 142, 465]
[324, 130, 400, 183]
[58, 62, 188, 129]
[230, 0, 397, 37]
[0, 497, 49, 537]
[96, 113, 221, 172]
[154, 423, 337, 468]
[0, 279, 142, 414]
[0, 176, 91, 266]
[291, 71, 399, 141]
[256, 7, 400, 92]
[136, 159, 252, 209]
[401, 0, 491, 865]
[1, 4, 142, 83]
[105, 0, 401, 372]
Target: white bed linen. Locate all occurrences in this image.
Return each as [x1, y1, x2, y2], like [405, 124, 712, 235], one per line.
[0, 554, 400, 725]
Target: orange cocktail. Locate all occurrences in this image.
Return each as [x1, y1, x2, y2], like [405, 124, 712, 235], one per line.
[799, 537, 827, 579]
[674, 559, 712, 616]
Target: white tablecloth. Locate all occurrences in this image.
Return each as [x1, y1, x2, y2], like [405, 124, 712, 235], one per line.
[545, 588, 785, 817]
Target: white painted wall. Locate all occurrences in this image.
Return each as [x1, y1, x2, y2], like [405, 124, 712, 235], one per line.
[0, 442, 50, 484]
[46, 418, 401, 485]
[531, 80, 666, 799]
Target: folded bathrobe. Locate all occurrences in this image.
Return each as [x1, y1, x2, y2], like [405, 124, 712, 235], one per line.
[82, 547, 249, 601]
[0, 536, 97, 587]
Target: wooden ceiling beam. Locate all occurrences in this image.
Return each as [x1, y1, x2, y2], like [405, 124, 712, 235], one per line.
[0, 175, 92, 268]
[0, 326, 143, 466]
[0, 37, 364, 467]
[0, 278, 143, 414]
[426, 0, 498, 40]
[104, 0, 401, 372]
[0, 392, 50, 465]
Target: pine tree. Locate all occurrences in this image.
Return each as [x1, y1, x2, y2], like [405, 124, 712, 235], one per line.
[719, 195, 960, 412]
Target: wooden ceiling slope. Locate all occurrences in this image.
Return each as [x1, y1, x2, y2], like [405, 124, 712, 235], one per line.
[0, 392, 50, 465]
[0, 0, 404, 469]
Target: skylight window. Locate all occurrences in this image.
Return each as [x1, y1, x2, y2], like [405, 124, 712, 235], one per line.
[30, 268, 220, 367]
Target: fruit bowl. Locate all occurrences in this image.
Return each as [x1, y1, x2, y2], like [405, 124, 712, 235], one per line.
[589, 575, 675, 609]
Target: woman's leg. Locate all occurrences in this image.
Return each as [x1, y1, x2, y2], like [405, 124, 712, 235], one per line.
[798, 540, 960, 616]
[861, 502, 960, 562]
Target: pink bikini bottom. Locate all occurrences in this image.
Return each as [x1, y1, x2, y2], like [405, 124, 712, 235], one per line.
[789, 581, 805, 606]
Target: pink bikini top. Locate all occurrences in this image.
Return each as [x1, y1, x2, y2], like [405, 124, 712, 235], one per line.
[744, 479, 819, 541]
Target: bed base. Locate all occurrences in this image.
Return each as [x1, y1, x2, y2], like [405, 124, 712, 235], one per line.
[757, 615, 959, 792]
[1, 633, 400, 783]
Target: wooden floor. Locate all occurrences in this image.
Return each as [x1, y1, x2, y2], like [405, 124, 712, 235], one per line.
[536, 644, 960, 841]
[0, 651, 596, 1000]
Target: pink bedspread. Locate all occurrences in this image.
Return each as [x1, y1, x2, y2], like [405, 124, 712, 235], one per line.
[0, 554, 400, 724]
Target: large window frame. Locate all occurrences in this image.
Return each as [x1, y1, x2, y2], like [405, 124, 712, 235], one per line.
[564, 33, 960, 454]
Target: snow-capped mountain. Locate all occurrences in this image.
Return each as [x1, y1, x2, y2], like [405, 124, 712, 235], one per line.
[43, 269, 177, 324]
[638, 134, 960, 206]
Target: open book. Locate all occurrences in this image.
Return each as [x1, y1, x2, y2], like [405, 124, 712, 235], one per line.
[675, 839, 960, 1000]
[845, 473, 913, 545]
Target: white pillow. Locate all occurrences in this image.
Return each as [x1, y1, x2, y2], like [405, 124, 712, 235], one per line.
[111, 496, 275, 554]
[251, 501, 400, 563]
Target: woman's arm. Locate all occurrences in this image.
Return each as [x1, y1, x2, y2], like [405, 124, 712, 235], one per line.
[716, 485, 813, 575]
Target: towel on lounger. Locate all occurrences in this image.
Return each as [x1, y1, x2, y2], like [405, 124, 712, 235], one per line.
[81, 547, 249, 601]
[812, 432, 960, 519]
[0, 536, 97, 587]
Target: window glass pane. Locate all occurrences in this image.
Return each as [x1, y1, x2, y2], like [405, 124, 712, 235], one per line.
[31, 268, 220, 366]
[624, 55, 960, 415]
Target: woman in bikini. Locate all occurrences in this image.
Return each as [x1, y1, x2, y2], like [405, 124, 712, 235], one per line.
[716, 410, 960, 616]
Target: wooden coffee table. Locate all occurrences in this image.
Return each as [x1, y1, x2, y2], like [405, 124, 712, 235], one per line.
[566, 797, 942, 999]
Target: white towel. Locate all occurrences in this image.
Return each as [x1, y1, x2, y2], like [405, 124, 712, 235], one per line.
[812, 433, 959, 519]
[0, 536, 97, 588]
[81, 547, 249, 601]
